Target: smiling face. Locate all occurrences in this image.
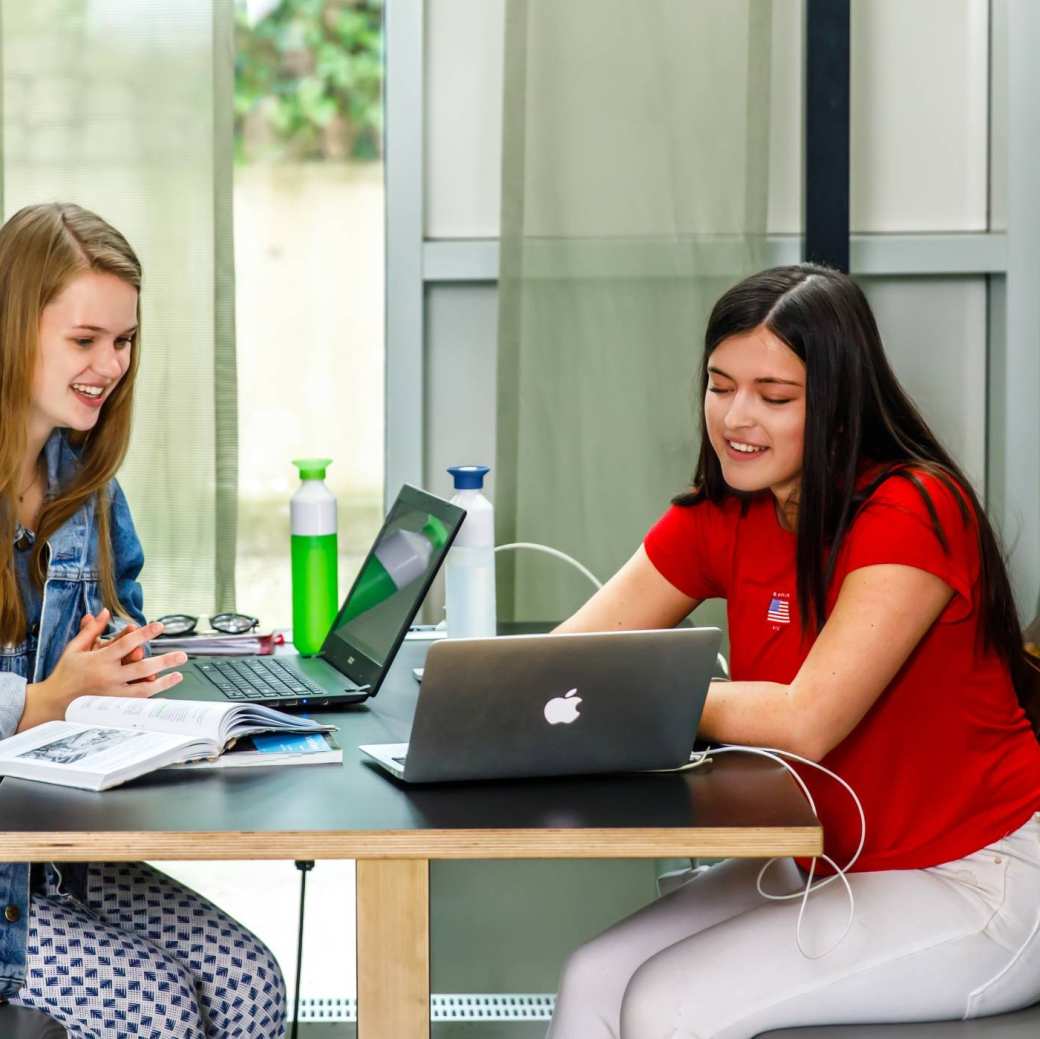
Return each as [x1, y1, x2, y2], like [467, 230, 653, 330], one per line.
[29, 270, 138, 442]
[704, 324, 807, 506]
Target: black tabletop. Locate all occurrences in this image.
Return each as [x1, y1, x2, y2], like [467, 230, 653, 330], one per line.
[0, 639, 818, 838]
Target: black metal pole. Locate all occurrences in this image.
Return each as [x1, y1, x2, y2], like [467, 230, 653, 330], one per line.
[291, 860, 314, 1039]
[804, 0, 851, 272]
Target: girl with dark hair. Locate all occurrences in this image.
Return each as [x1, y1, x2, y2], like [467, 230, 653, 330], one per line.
[0, 203, 286, 1038]
[548, 264, 1040, 1037]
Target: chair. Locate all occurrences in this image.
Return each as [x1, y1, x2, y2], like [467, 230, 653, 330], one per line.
[756, 1002, 1040, 1039]
[0, 1003, 67, 1038]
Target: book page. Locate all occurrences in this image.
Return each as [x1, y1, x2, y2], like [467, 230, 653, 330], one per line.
[66, 696, 233, 742]
[0, 720, 208, 785]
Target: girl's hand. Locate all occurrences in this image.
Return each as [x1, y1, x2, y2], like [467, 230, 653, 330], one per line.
[17, 609, 187, 732]
[82, 614, 153, 678]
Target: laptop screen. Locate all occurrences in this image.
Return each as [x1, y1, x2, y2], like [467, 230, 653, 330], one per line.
[319, 485, 465, 690]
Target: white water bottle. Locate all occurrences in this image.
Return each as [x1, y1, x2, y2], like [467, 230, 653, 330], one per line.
[445, 465, 496, 638]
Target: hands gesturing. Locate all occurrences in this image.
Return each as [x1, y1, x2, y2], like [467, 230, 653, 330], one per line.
[18, 608, 187, 732]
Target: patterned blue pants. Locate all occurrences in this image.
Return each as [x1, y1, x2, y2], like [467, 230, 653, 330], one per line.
[10, 862, 287, 1039]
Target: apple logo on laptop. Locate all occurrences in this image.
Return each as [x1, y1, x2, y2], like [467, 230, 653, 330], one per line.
[544, 688, 582, 725]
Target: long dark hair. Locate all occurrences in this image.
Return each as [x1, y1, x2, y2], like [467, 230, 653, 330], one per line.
[677, 264, 1036, 728]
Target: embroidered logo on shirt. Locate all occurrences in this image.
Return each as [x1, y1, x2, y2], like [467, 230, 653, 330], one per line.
[767, 594, 790, 625]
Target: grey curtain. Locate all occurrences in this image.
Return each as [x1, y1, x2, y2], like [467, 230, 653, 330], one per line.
[496, 0, 774, 623]
[1, 0, 239, 616]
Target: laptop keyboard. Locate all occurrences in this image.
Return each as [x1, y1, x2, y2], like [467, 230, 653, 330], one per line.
[196, 658, 330, 700]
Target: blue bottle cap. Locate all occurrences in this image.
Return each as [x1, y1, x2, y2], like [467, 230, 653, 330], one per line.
[447, 465, 490, 490]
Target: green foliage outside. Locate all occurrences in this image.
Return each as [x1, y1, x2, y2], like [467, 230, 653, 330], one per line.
[234, 0, 384, 163]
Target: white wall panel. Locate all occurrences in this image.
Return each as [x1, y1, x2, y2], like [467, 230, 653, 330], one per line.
[989, 0, 1007, 232]
[850, 0, 989, 232]
[425, 0, 991, 241]
[860, 277, 987, 492]
[424, 0, 505, 239]
[767, 0, 804, 235]
[427, 0, 807, 240]
[423, 283, 499, 497]
[421, 278, 987, 503]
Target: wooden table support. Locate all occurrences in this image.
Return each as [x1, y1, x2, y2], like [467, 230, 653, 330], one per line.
[0, 643, 822, 1039]
[357, 858, 431, 1039]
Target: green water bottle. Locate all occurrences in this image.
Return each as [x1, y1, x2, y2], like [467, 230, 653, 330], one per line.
[290, 458, 338, 656]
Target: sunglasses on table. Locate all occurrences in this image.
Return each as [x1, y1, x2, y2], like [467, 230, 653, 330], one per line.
[154, 613, 260, 637]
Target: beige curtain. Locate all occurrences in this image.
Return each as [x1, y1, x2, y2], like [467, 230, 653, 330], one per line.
[1, 0, 238, 616]
[496, 0, 773, 623]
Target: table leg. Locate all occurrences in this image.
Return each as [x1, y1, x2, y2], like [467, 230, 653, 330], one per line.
[356, 858, 430, 1039]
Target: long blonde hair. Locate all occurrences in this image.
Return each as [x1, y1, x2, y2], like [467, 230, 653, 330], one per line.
[0, 203, 142, 647]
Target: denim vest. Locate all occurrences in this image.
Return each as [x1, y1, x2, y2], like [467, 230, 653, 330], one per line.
[0, 430, 145, 997]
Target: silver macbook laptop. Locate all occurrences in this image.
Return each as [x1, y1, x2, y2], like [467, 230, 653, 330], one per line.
[360, 626, 721, 783]
[165, 485, 464, 710]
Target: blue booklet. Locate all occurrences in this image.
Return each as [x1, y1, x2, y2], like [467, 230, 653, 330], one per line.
[251, 731, 332, 754]
[169, 730, 341, 770]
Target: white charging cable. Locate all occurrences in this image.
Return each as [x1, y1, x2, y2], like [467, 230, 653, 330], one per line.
[488, 546, 855, 954]
[700, 744, 865, 959]
[494, 542, 604, 590]
[494, 542, 730, 674]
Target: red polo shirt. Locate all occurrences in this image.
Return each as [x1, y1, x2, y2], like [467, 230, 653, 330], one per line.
[644, 470, 1040, 872]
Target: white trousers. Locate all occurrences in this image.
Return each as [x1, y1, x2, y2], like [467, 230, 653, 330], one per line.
[547, 813, 1040, 1039]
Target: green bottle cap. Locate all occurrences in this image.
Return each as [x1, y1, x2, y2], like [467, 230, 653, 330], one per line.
[292, 458, 333, 480]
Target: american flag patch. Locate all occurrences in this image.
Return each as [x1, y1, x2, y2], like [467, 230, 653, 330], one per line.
[767, 596, 790, 624]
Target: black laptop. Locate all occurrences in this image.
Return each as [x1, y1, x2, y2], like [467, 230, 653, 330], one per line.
[166, 485, 464, 709]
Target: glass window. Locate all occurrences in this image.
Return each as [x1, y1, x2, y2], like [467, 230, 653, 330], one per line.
[159, 2, 384, 1014]
[234, 0, 386, 629]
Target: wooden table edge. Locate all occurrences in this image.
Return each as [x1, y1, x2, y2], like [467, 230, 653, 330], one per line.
[0, 825, 822, 861]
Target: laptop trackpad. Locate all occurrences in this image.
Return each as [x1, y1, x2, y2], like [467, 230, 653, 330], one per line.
[360, 742, 409, 771]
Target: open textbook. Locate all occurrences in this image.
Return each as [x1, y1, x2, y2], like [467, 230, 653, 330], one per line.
[0, 696, 337, 791]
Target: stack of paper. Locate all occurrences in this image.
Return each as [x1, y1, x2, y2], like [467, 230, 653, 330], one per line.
[153, 631, 284, 657]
